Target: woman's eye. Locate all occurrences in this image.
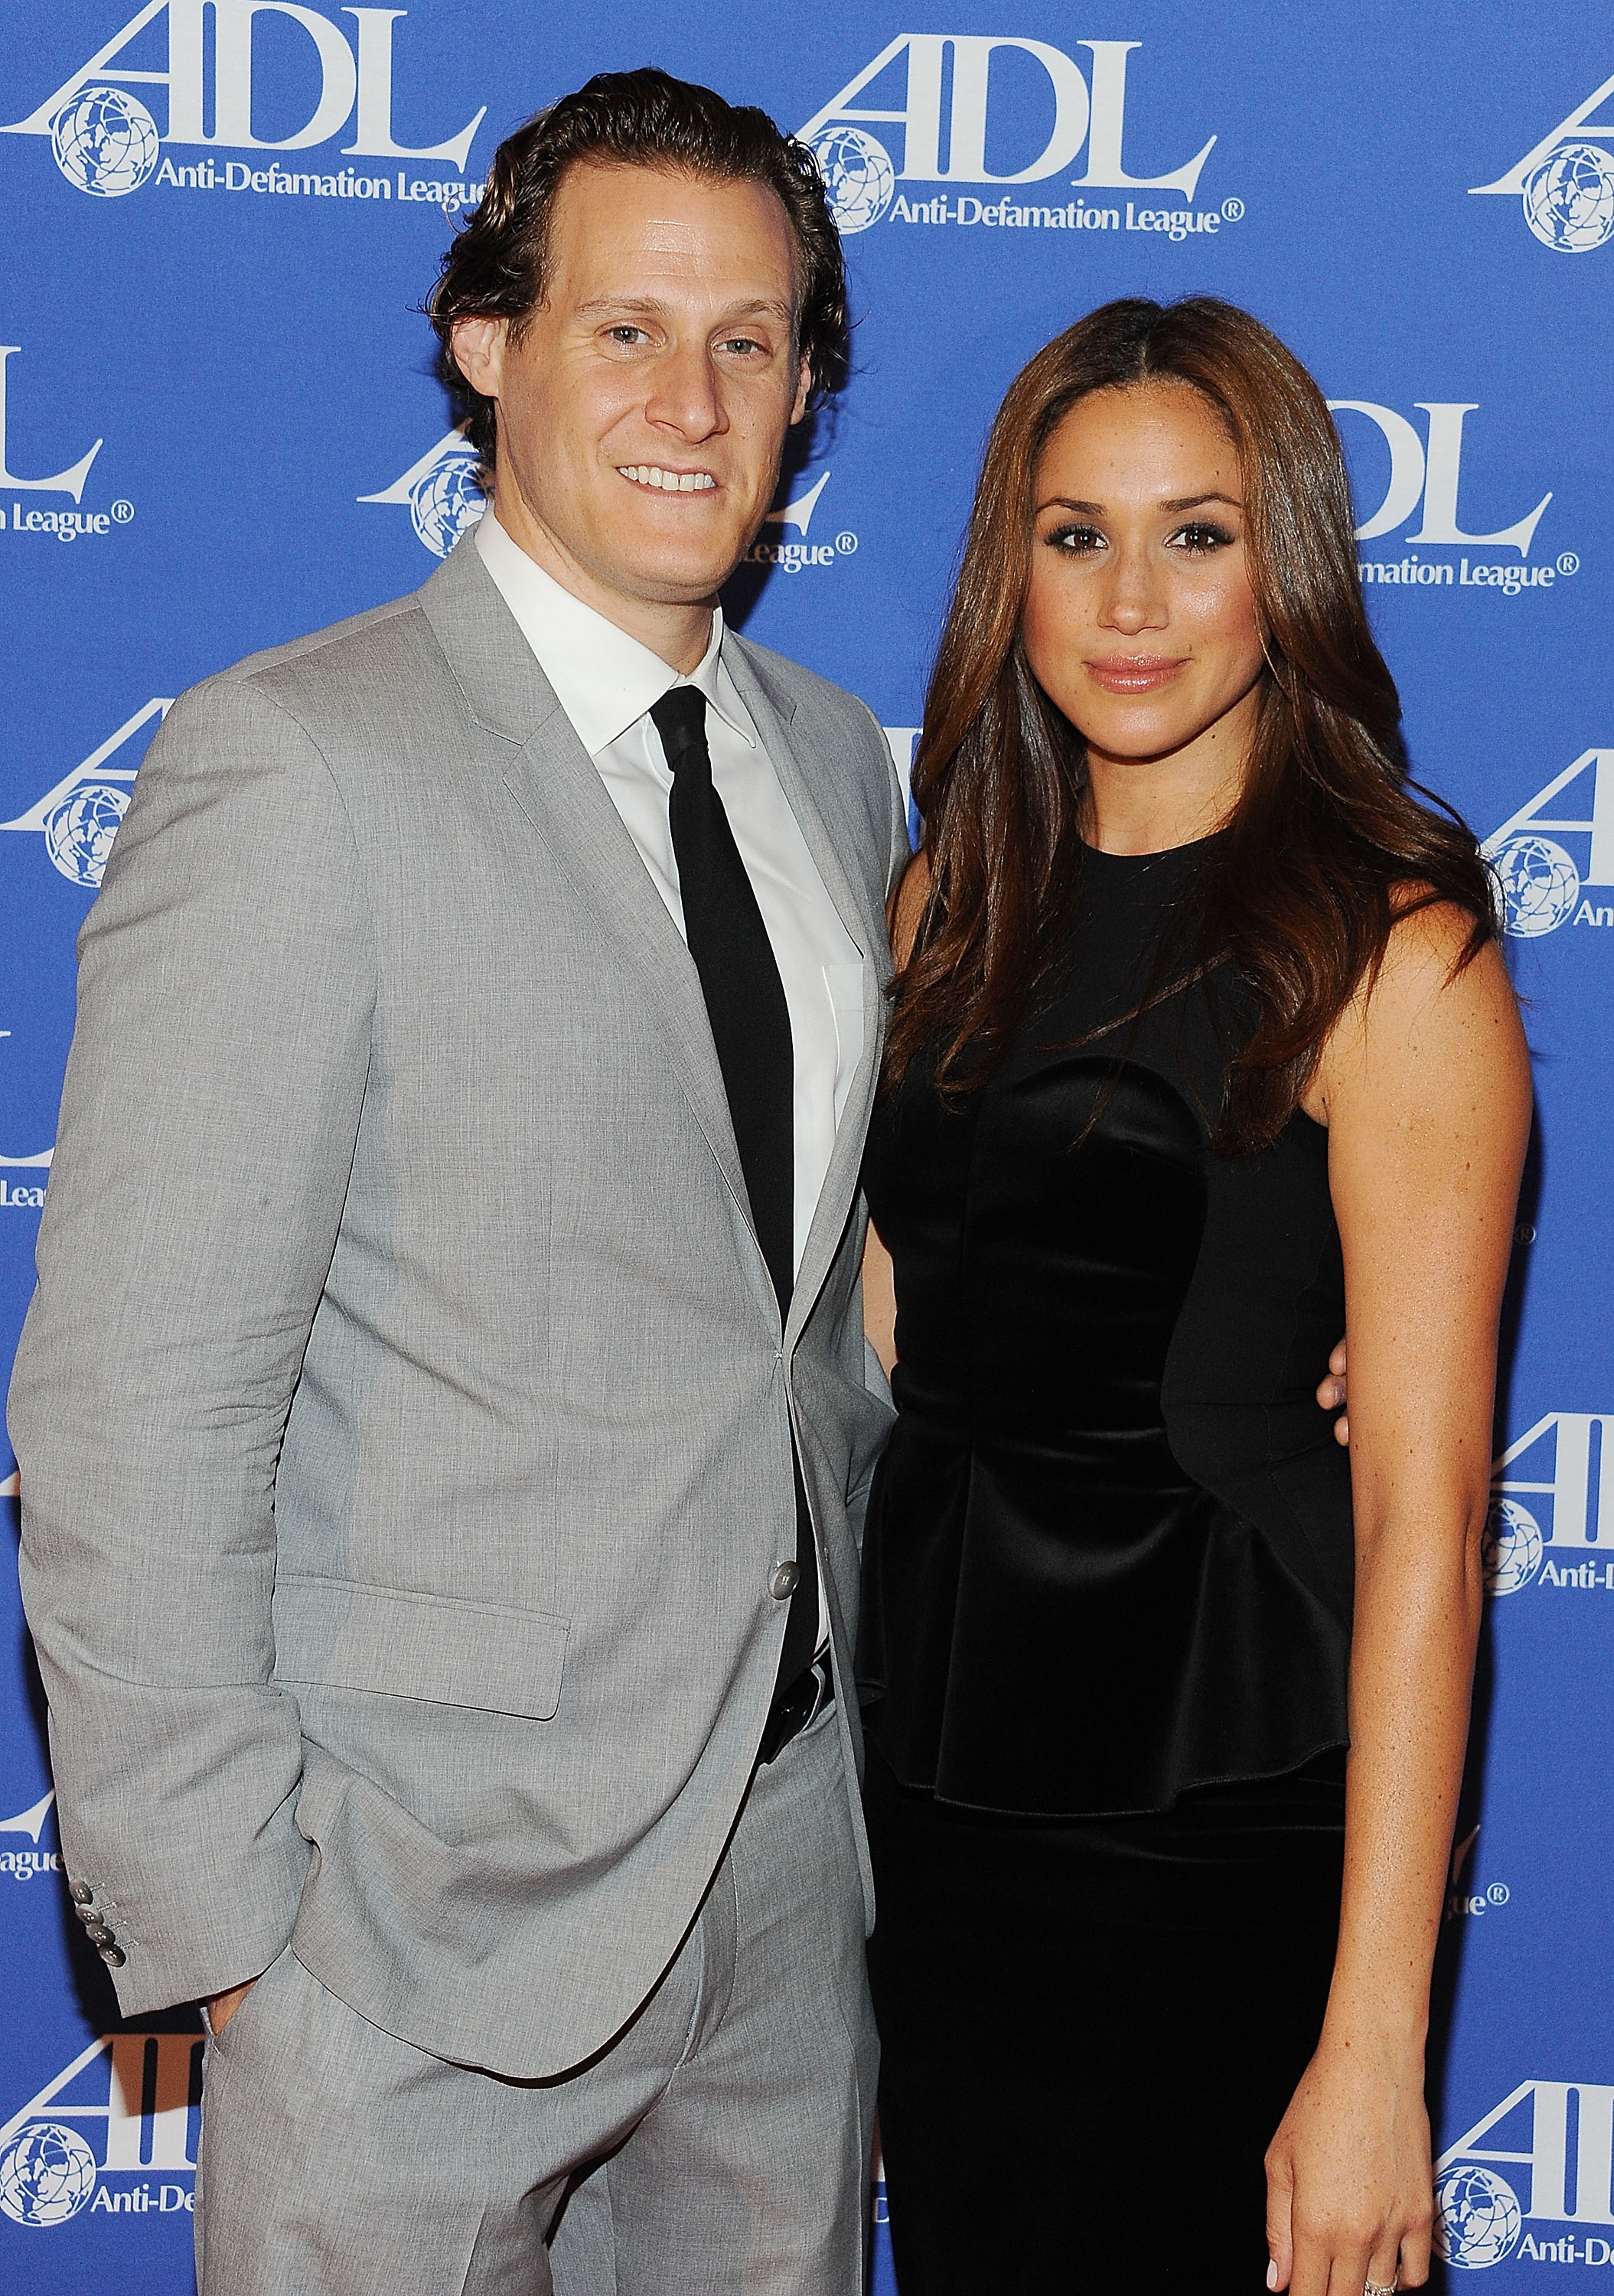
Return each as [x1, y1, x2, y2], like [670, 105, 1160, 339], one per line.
[1171, 521, 1236, 554]
[1047, 523, 1104, 555]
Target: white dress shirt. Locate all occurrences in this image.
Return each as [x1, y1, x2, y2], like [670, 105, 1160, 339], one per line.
[478, 513, 864, 1282]
[479, 516, 859, 1661]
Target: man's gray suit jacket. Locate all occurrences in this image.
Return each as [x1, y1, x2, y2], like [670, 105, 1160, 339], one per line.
[10, 534, 909, 2079]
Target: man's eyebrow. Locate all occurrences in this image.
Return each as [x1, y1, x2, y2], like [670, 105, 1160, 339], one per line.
[573, 295, 794, 322]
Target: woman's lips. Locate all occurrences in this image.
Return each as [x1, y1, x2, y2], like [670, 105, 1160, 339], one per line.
[1084, 654, 1191, 694]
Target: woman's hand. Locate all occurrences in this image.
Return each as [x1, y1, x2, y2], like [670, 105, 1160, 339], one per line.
[1316, 1337, 1348, 1444]
[1266, 2028, 1434, 2294]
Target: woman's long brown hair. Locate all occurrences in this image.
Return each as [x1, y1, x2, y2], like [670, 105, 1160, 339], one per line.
[884, 296, 1496, 1151]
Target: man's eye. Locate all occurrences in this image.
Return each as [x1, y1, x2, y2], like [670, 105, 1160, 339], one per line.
[607, 326, 649, 347]
[1171, 521, 1235, 553]
[1047, 523, 1104, 555]
[719, 336, 765, 357]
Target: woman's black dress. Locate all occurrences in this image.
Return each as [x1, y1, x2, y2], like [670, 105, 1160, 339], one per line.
[859, 837, 1356, 2293]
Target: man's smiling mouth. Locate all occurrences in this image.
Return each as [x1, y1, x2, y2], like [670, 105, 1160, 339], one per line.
[618, 465, 718, 493]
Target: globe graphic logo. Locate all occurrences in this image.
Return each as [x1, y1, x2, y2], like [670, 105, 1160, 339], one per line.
[45, 783, 130, 889]
[1524, 142, 1614, 253]
[810, 127, 897, 234]
[1494, 833, 1580, 937]
[409, 450, 487, 558]
[1434, 2164, 1523, 2268]
[0, 2122, 98, 2226]
[1482, 1497, 1544, 1596]
[51, 88, 161, 198]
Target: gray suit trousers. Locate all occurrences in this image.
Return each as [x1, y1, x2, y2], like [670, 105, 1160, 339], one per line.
[194, 1705, 877, 2295]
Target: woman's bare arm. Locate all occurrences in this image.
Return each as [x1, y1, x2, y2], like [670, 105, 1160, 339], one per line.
[1267, 907, 1531, 2296]
[863, 1225, 898, 1378]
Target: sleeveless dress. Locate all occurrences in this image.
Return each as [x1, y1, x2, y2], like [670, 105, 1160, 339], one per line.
[859, 836, 1355, 2294]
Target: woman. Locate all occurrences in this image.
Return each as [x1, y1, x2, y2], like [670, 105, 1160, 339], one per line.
[859, 297, 1530, 2296]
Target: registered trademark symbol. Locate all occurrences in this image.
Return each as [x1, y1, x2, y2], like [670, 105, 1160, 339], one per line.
[835, 530, 858, 555]
[1557, 550, 1580, 576]
[1515, 1222, 1535, 1245]
[1221, 197, 1244, 222]
[1487, 1883, 1509, 1905]
[111, 500, 135, 523]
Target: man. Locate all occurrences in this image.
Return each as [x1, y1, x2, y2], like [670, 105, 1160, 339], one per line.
[11, 70, 908, 2295]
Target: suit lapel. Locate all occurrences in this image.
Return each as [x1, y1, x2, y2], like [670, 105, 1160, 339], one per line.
[722, 643, 879, 963]
[419, 539, 761, 1261]
[419, 539, 889, 1342]
[723, 641, 889, 1349]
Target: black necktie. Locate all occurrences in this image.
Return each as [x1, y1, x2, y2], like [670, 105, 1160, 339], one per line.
[651, 684, 818, 1694]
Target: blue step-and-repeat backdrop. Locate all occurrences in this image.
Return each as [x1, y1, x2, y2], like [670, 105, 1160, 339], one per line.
[1, 2, 1611, 2285]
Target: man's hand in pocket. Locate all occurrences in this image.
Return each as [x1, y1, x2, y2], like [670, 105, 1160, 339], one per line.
[207, 1977, 257, 2034]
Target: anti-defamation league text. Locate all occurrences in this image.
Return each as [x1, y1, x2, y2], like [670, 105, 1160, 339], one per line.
[889, 193, 1237, 237]
[153, 156, 483, 208]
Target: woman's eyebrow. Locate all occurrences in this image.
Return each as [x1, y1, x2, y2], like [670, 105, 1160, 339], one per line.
[1035, 491, 1245, 516]
[1160, 491, 1244, 513]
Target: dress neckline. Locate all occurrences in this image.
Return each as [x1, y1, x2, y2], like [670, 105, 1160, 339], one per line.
[1077, 826, 1228, 870]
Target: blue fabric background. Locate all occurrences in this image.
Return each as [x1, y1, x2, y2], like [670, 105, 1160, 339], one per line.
[1, 5, 1610, 2282]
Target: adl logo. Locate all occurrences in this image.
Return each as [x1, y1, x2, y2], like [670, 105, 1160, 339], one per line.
[1328, 400, 1552, 560]
[0, 697, 171, 887]
[745, 469, 859, 572]
[1436, 2078, 1614, 2268]
[360, 429, 485, 558]
[0, 2, 484, 199]
[1485, 1412, 1614, 1593]
[0, 2031, 201, 2226]
[798, 33, 1216, 233]
[0, 1789, 59, 1877]
[1469, 67, 1614, 253]
[0, 346, 138, 543]
[1482, 748, 1614, 937]
[0, 347, 99, 497]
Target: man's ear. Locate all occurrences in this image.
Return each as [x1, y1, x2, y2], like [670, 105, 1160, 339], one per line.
[452, 315, 507, 398]
[788, 351, 813, 427]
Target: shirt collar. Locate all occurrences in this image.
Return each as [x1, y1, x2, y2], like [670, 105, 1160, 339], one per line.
[477, 511, 756, 760]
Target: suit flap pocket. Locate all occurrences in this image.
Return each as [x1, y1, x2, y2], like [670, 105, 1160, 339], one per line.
[274, 1577, 569, 1720]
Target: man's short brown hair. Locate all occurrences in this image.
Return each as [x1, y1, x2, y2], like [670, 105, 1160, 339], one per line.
[429, 67, 851, 465]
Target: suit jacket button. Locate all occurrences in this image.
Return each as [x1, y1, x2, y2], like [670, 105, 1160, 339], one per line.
[99, 1945, 126, 1968]
[70, 1883, 94, 1906]
[770, 1561, 800, 1600]
[73, 1901, 99, 1924]
[84, 1923, 113, 1946]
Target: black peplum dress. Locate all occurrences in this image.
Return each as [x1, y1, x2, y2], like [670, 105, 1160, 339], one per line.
[859, 834, 1357, 2294]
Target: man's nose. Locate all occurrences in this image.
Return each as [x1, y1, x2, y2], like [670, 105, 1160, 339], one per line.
[646, 341, 728, 442]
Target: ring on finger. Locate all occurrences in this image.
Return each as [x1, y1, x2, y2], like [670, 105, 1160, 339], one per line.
[1364, 2280, 1397, 2296]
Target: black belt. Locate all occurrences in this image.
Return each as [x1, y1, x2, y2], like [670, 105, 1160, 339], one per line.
[758, 1653, 834, 1766]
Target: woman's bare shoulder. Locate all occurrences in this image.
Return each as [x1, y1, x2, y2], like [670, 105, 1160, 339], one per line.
[1304, 888, 1523, 1128]
[1316, 889, 1524, 1114]
[1372, 889, 1511, 1019]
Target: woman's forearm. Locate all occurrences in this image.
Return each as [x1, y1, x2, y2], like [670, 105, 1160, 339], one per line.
[1322, 1498, 1485, 2048]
